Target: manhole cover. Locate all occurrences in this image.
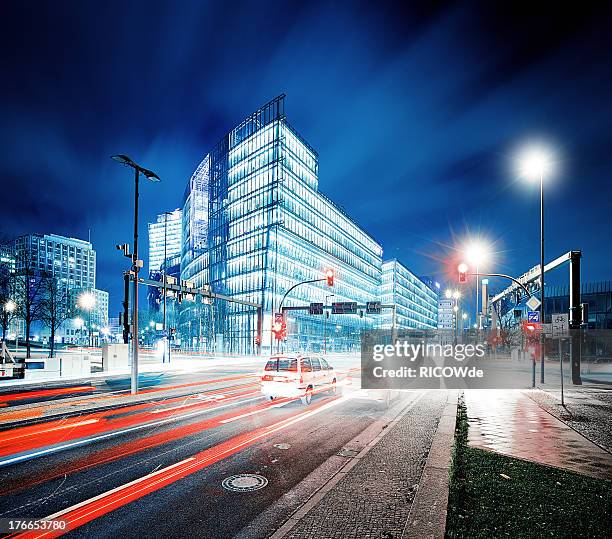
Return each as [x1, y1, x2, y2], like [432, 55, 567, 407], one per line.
[222, 474, 268, 492]
[337, 448, 359, 458]
[274, 443, 291, 450]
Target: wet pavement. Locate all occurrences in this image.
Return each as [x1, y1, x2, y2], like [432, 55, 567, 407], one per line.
[464, 389, 612, 480]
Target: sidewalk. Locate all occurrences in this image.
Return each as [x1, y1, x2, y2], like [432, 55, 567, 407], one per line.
[464, 389, 612, 480]
[271, 390, 457, 539]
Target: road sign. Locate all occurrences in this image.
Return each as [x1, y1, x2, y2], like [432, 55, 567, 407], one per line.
[309, 302, 324, 315]
[527, 311, 540, 323]
[526, 296, 541, 311]
[552, 313, 569, 338]
[331, 302, 357, 315]
[542, 323, 552, 337]
[366, 301, 382, 314]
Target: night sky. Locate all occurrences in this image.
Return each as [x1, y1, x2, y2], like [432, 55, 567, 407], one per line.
[2, 1, 612, 317]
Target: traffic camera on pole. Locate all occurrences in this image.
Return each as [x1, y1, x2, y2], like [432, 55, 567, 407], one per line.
[325, 269, 334, 287]
[458, 263, 468, 284]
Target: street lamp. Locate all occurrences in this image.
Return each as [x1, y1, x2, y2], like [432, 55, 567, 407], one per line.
[464, 241, 491, 331]
[111, 154, 161, 395]
[78, 291, 96, 347]
[517, 145, 554, 384]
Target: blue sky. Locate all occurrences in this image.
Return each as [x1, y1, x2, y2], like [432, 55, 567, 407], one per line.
[1, 1, 611, 315]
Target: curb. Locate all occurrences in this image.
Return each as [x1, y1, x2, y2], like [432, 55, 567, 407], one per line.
[401, 390, 459, 539]
[269, 391, 427, 539]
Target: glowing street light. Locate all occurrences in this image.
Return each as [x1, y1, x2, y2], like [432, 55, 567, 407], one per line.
[463, 240, 491, 331]
[516, 144, 555, 384]
[4, 300, 16, 313]
[78, 292, 96, 347]
[78, 291, 96, 311]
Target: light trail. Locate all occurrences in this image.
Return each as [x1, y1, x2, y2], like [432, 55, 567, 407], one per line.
[10, 396, 347, 539]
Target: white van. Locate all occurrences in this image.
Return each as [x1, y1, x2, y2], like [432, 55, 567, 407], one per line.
[260, 354, 337, 405]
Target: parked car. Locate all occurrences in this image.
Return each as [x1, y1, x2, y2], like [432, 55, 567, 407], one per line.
[260, 354, 337, 405]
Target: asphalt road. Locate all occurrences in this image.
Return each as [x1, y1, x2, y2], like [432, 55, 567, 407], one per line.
[0, 355, 421, 538]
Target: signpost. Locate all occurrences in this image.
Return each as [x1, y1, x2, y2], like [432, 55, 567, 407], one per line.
[527, 311, 540, 323]
[552, 313, 569, 405]
[331, 302, 358, 315]
[526, 296, 541, 312]
[308, 302, 324, 315]
[366, 301, 382, 314]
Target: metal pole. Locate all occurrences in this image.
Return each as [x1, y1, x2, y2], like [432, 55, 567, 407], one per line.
[540, 170, 545, 383]
[163, 213, 167, 363]
[475, 264, 479, 333]
[392, 305, 397, 344]
[559, 337, 564, 406]
[131, 168, 140, 395]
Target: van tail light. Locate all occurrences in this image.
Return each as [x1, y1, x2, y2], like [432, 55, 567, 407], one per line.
[300, 376, 303, 384]
[262, 374, 274, 381]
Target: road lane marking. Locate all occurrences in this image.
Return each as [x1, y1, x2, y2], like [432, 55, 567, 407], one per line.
[219, 402, 286, 423]
[0, 396, 264, 468]
[13, 395, 347, 538]
[0, 419, 100, 443]
[150, 391, 258, 414]
[42, 457, 197, 521]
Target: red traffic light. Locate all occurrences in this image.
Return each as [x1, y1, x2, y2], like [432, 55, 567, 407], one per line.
[325, 269, 334, 287]
[458, 263, 468, 284]
[272, 313, 286, 340]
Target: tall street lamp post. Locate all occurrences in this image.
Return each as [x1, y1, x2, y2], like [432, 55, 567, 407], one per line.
[112, 155, 160, 395]
[518, 147, 553, 384]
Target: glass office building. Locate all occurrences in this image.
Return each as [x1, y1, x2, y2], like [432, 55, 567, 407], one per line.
[380, 260, 438, 330]
[182, 95, 383, 353]
[148, 209, 183, 274]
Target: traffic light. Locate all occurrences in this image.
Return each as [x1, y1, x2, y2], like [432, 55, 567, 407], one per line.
[272, 313, 286, 340]
[325, 269, 334, 287]
[255, 334, 261, 346]
[458, 263, 468, 284]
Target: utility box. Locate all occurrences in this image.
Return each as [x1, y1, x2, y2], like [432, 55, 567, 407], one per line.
[24, 358, 61, 381]
[59, 354, 91, 378]
[102, 344, 129, 371]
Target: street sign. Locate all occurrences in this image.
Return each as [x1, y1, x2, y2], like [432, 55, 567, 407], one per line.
[542, 323, 552, 337]
[366, 301, 382, 314]
[552, 313, 569, 338]
[526, 296, 541, 311]
[309, 302, 324, 315]
[527, 311, 540, 323]
[331, 302, 358, 315]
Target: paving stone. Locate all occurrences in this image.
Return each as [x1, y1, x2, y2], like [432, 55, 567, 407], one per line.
[464, 389, 612, 480]
[284, 391, 447, 539]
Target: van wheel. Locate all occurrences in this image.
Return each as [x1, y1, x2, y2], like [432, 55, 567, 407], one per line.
[300, 387, 313, 406]
[269, 396, 276, 401]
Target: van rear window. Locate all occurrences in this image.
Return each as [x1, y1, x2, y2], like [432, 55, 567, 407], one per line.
[265, 358, 298, 372]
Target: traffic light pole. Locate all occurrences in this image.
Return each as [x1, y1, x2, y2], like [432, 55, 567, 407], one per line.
[136, 276, 263, 355]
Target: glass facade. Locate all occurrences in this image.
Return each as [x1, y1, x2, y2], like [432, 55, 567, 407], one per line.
[181, 95, 438, 353]
[148, 209, 183, 274]
[380, 260, 438, 330]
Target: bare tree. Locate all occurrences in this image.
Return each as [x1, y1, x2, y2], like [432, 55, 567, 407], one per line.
[12, 253, 46, 358]
[0, 267, 16, 342]
[39, 273, 71, 358]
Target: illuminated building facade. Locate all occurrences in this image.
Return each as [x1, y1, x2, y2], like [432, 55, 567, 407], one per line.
[182, 95, 439, 353]
[182, 95, 383, 353]
[380, 260, 438, 330]
[148, 209, 183, 274]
